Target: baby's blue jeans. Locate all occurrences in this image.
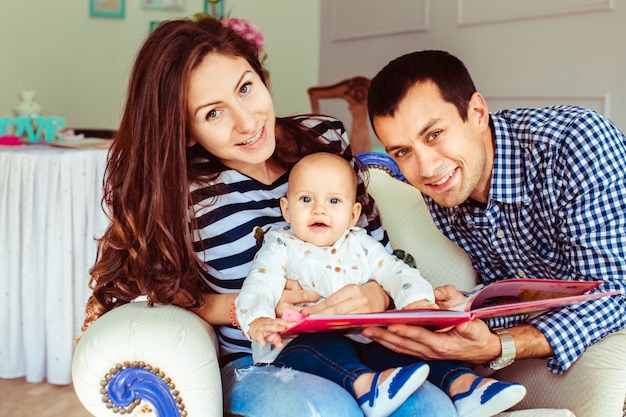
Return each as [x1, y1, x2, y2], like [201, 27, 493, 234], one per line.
[273, 332, 471, 398]
[221, 333, 460, 416]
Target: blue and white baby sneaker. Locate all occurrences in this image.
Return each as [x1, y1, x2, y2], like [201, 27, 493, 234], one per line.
[452, 376, 527, 417]
[358, 362, 429, 417]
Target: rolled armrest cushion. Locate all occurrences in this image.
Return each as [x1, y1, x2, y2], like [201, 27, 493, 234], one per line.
[72, 302, 222, 417]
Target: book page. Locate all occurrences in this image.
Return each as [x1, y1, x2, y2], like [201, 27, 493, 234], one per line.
[466, 279, 618, 319]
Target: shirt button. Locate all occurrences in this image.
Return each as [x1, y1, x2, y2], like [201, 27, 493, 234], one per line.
[331, 248, 337, 254]
[496, 230, 505, 238]
[334, 266, 341, 273]
[517, 270, 527, 278]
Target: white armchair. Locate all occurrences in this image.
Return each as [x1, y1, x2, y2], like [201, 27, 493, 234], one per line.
[72, 301, 223, 417]
[71, 153, 626, 417]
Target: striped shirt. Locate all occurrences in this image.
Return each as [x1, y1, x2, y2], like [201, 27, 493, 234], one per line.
[424, 106, 626, 373]
[189, 116, 389, 360]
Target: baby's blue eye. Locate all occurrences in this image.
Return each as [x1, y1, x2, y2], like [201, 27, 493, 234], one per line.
[330, 198, 339, 204]
[301, 196, 311, 203]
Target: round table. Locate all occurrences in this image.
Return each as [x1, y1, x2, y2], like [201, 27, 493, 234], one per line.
[0, 144, 109, 384]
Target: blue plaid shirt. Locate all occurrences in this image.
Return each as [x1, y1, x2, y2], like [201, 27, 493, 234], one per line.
[424, 106, 626, 373]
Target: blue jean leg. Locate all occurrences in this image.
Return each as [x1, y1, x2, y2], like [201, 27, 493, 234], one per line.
[222, 355, 457, 417]
[391, 381, 457, 417]
[274, 333, 372, 396]
[427, 358, 475, 395]
[362, 338, 474, 396]
[222, 355, 364, 417]
[276, 333, 472, 398]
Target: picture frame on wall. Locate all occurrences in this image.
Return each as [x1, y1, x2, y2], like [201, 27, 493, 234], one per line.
[90, 0, 126, 18]
[204, 0, 224, 19]
[141, 0, 186, 10]
[150, 20, 164, 33]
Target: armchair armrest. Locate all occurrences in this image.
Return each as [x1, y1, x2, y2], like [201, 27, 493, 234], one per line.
[72, 302, 222, 417]
[496, 329, 626, 417]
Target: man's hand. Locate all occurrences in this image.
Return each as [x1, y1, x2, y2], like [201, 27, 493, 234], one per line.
[362, 319, 501, 363]
[362, 285, 494, 363]
[300, 281, 391, 315]
[248, 317, 293, 348]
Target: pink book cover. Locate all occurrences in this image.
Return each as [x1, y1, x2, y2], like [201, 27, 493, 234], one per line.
[281, 279, 619, 335]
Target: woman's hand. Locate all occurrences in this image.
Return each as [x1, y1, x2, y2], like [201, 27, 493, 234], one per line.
[275, 279, 321, 318]
[300, 281, 390, 315]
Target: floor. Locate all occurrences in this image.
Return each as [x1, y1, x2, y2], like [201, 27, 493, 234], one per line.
[0, 377, 92, 417]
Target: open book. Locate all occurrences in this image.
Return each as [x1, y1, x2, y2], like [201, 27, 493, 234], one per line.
[281, 278, 619, 335]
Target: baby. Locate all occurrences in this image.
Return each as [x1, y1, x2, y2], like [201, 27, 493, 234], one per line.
[236, 152, 525, 417]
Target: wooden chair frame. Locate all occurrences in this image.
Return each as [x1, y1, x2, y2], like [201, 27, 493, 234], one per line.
[307, 76, 372, 154]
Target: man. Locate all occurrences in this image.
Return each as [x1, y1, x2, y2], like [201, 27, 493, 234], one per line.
[363, 50, 626, 375]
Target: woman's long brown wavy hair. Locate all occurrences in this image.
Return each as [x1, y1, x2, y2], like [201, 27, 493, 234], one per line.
[83, 17, 373, 331]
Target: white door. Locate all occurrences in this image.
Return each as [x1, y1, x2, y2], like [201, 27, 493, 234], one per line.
[319, 0, 626, 150]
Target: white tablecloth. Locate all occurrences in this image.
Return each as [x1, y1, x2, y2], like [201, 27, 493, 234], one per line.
[0, 145, 109, 384]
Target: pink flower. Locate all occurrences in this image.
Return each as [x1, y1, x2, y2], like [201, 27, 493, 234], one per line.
[221, 17, 265, 53]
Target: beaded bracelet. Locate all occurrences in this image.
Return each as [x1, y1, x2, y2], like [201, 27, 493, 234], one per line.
[229, 297, 241, 329]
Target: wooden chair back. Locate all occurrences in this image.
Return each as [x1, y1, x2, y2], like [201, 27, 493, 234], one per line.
[307, 76, 372, 154]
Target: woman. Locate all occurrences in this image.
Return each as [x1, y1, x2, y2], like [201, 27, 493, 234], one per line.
[82, 17, 455, 416]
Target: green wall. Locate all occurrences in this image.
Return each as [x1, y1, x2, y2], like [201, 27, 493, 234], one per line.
[0, 1, 319, 129]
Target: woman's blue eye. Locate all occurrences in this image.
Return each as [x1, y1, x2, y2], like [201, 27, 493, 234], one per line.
[206, 109, 220, 121]
[240, 82, 251, 95]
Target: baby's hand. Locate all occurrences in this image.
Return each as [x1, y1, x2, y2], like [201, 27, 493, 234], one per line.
[248, 317, 293, 348]
[404, 299, 440, 310]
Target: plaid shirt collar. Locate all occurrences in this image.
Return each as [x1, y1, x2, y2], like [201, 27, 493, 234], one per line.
[489, 114, 531, 205]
